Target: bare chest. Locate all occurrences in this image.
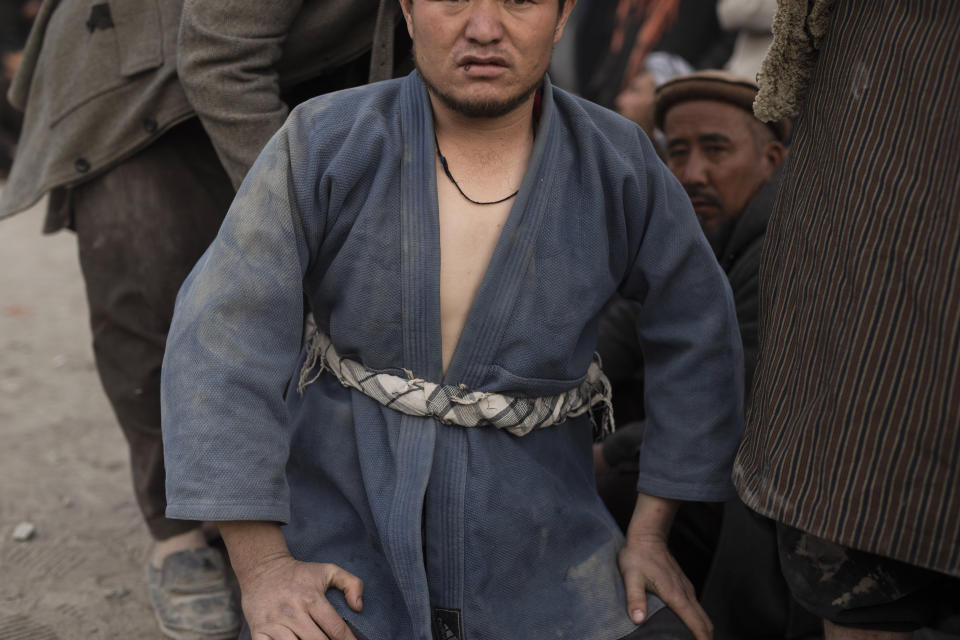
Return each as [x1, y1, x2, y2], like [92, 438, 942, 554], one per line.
[436, 167, 513, 375]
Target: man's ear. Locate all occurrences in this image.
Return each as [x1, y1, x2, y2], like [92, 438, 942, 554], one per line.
[554, 0, 578, 44]
[399, 0, 414, 40]
[763, 140, 787, 175]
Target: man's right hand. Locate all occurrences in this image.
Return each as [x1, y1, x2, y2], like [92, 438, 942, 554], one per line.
[242, 554, 364, 640]
[218, 521, 363, 640]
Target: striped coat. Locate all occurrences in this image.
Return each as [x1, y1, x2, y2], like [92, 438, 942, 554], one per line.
[735, 0, 960, 577]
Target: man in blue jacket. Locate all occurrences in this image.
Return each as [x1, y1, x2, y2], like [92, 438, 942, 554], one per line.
[162, 2, 744, 639]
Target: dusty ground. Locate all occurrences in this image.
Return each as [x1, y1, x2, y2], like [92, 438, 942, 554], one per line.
[0, 191, 167, 640]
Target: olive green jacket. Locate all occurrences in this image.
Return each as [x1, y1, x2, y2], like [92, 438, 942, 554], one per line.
[0, 0, 389, 220]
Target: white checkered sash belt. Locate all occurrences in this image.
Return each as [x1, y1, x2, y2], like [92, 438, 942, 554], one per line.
[297, 331, 614, 438]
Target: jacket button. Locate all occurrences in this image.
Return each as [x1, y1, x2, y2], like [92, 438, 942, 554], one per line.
[142, 117, 158, 133]
[75, 157, 90, 173]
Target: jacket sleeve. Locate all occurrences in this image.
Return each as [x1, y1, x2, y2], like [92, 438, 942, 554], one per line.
[161, 121, 314, 524]
[177, 0, 303, 189]
[618, 131, 745, 502]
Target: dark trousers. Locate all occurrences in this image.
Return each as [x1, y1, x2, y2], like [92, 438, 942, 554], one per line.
[701, 501, 820, 639]
[64, 45, 410, 542]
[0, 75, 22, 176]
[618, 608, 695, 639]
[71, 118, 234, 540]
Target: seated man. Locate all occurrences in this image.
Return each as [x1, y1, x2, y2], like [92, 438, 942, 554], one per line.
[597, 70, 789, 519]
[596, 71, 819, 638]
[160, 3, 744, 639]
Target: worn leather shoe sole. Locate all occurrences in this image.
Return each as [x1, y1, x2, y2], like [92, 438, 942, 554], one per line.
[146, 547, 241, 640]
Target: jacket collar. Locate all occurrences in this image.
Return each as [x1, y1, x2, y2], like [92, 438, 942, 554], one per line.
[718, 168, 782, 269]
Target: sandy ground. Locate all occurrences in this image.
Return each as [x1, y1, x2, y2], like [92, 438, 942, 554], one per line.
[0, 191, 166, 640]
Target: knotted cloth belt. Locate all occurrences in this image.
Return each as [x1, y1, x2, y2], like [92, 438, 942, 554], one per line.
[297, 331, 614, 438]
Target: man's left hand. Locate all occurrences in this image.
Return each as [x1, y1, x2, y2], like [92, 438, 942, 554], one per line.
[619, 495, 714, 640]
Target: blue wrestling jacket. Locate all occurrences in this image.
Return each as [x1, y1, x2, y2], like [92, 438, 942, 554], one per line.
[162, 72, 744, 640]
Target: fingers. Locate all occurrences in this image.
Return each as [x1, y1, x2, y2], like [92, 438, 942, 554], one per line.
[256, 610, 337, 640]
[619, 556, 649, 624]
[619, 544, 714, 640]
[246, 561, 362, 640]
[325, 565, 364, 612]
[647, 573, 713, 640]
[306, 596, 356, 640]
[255, 624, 319, 640]
[662, 594, 713, 640]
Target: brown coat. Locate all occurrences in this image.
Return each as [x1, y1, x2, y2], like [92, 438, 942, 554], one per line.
[736, 0, 960, 577]
[0, 0, 387, 219]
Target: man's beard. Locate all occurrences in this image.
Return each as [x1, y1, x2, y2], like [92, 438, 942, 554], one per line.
[686, 187, 735, 256]
[701, 217, 737, 256]
[416, 52, 542, 118]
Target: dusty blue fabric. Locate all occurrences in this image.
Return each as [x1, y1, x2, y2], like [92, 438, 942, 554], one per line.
[161, 71, 743, 640]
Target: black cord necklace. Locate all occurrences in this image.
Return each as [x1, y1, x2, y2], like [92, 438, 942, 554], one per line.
[435, 136, 519, 206]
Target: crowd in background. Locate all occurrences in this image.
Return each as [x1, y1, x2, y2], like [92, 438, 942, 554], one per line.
[0, 0, 774, 176]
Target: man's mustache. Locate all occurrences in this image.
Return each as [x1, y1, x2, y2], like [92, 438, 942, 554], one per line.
[685, 187, 722, 209]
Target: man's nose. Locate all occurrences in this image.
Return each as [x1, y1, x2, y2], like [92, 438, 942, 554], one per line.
[463, 1, 505, 44]
[678, 151, 708, 187]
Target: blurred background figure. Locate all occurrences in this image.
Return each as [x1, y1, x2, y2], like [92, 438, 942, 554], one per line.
[717, 0, 776, 79]
[594, 72, 794, 629]
[551, 0, 776, 155]
[613, 51, 691, 153]
[605, 0, 777, 146]
[573, 0, 734, 109]
[0, 0, 37, 179]
[0, 1, 408, 638]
